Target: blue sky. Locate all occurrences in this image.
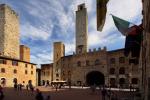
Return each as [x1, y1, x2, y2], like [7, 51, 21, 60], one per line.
[0, 0, 142, 66]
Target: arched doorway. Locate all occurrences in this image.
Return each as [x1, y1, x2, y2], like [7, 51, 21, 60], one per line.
[1, 78, 6, 86]
[86, 71, 104, 86]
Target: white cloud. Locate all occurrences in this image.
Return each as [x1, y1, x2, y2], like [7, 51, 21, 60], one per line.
[65, 43, 75, 55]
[21, 22, 52, 40]
[31, 52, 53, 66]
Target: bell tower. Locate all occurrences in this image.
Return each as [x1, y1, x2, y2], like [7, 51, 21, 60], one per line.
[76, 3, 88, 54]
[53, 42, 65, 81]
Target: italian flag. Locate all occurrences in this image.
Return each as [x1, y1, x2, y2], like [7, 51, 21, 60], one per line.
[111, 14, 143, 58]
[111, 14, 135, 36]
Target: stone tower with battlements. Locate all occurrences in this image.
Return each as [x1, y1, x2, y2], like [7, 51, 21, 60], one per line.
[53, 42, 65, 81]
[76, 3, 88, 54]
[0, 4, 20, 59]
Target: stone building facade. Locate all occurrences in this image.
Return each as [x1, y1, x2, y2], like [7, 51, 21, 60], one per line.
[107, 49, 140, 88]
[0, 4, 36, 87]
[0, 4, 20, 59]
[41, 48, 140, 88]
[0, 56, 36, 87]
[40, 64, 53, 86]
[52, 46, 140, 87]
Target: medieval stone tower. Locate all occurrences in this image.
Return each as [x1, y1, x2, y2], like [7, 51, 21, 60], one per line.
[20, 45, 30, 62]
[53, 42, 65, 81]
[76, 3, 88, 54]
[0, 4, 20, 59]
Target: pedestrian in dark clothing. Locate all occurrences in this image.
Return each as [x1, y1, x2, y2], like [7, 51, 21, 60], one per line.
[14, 83, 17, 90]
[107, 90, 111, 100]
[46, 95, 51, 100]
[17, 84, 20, 90]
[101, 88, 107, 100]
[55, 84, 58, 91]
[19, 84, 22, 91]
[0, 85, 4, 100]
[35, 89, 44, 100]
[26, 84, 29, 90]
[29, 83, 34, 92]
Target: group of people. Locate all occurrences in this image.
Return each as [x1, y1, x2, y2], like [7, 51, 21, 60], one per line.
[0, 83, 51, 100]
[90, 85, 118, 100]
[14, 83, 24, 91]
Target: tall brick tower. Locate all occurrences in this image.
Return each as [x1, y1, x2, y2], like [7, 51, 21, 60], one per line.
[20, 45, 30, 62]
[53, 42, 65, 81]
[0, 4, 20, 59]
[76, 3, 88, 54]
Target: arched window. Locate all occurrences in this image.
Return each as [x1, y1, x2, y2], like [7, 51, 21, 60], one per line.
[12, 61, 18, 66]
[86, 60, 90, 66]
[1, 78, 6, 86]
[25, 70, 28, 74]
[1, 68, 5, 73]
[119, 67, 125, 74]
[31, 71, 33, 75]
[62, 71, 65, 76]
[109, 68, 115, 74]
[95, 59, 100, 65]
[119, 78, 125, 85]
[110, 58, 115, 64]
[0, 59, 7, 64]
[77, 61, 81, 67]
[68, 71, 71, 75]
[110, 78, 116, 87]
[13, 69, 17, 74]
[119, 57, 125, 63]
[56, 73, 59, 77]
[132, 78, 138, 84]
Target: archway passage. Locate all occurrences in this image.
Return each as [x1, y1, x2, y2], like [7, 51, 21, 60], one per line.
[86, 71, 104, 86]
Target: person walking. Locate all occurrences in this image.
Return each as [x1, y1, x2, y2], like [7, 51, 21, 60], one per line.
[14, 83, 17, 90]
[29, 82, 34, 92]
[35, 89, 44, 100]
[101, 88, 107, 100]
[0, 85, 4, 100]
[55, 84, 58, 91]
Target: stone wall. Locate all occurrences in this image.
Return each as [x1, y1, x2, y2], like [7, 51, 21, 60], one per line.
[107, 49, 140, 88]
[60, 48, 108, 85]
[41, 64, 53, 85]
